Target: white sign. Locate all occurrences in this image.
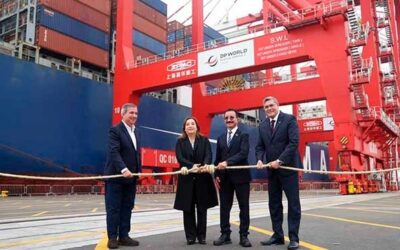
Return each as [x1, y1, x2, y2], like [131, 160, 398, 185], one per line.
[197, 40, 255, 76]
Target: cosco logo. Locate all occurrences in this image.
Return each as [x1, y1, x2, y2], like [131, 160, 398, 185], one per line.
[167, 60, 196, 72]
[304, 121, 322, 127]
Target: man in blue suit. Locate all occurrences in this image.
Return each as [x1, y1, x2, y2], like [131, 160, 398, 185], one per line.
[256, 96, 301, 250]
[104, 103, 141, 249]
[213, 109, 252, 247]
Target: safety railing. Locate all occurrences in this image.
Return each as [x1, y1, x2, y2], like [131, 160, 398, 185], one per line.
[359, 107, 400, 135]
[347, 22, 370, 47]
[349, 57, 373, 84]
[128, 37, 228, 69]
[0, 184, 105, 196]
[282, 0, 349, 27]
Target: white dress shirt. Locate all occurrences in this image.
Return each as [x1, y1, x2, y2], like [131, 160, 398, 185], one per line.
[121, 121, 137, 173]
[227, 126, 238, 144]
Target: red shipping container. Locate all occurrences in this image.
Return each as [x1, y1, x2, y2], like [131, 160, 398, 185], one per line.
[167, 20, 184, 32]
[184, 25, 192, 36]
[134, 0, 167, 29]
[167, 44, 175, 52]
[38, 0, 110, 32]
[36, 26, 109, 68]
[133, 13, 166, 43]
[133, 45, 156, 60]
[77, 0, 111, 16]
[175, 39, 184, 50]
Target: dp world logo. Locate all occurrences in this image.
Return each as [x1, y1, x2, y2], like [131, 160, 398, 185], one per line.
[206, 55, 218, 67]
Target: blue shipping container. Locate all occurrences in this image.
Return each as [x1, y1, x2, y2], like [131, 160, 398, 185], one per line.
[204, 24, 224, 39]
[140, 0, 167, 16]
[133, 29, 166, 55]
[167, 32, 176, 43]
[175, 29, 184, 40]
[37, 6, 109, 50]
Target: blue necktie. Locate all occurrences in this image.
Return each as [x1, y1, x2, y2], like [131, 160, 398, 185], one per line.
[227, 130, 232, 146]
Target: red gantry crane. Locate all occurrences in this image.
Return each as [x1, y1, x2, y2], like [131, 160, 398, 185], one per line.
[113, 0, 400, 193]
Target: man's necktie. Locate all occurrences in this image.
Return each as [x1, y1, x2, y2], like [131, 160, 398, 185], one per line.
[270, 120, 275, 134]
[227, 130, 232, 146]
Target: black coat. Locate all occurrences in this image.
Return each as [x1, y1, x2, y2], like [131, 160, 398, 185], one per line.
[173, 135, 218, 211]
[104, 122, 141, 184]
[214, 128, 251, 184]
[255, 112, 302, 176]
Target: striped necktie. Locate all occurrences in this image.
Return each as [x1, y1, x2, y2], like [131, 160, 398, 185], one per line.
[227, 130, 232, 146]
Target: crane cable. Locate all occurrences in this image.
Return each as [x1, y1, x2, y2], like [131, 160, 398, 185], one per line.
[181, 0, 215, 25]
[204, 0, 223, 22]
[217, 0, 240, 25]
[167, 0, 191, 21]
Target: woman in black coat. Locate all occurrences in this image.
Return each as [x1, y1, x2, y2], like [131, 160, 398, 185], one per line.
[174, 116, 218, 245]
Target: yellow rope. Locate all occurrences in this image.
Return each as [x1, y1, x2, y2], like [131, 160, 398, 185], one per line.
[0, 164, 399, 180]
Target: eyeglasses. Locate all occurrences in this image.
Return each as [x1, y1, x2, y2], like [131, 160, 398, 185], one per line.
[224, 116, 236, 120]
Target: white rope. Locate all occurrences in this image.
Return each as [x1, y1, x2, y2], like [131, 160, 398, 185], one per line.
[1, 165, 399, 180]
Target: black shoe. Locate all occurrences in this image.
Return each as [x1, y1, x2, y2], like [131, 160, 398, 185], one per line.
[213, 234, 232, 246]
[239, 235, 252, 247]
[260, 236, 284, 246]
[187, 239, 196, 245]
[107, 238, 119, 249]
[198, 238, 206, 245]
[288, 241, 299, 250]
[118, 236, 139, 246]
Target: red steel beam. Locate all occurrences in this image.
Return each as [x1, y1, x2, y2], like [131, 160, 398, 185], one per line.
[286, 0, 312, 10]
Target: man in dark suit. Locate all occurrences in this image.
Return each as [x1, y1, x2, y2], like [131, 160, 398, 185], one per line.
[104, 103, 141, 249]
[256, 96, 301, 250]
[213, 109, 252, 247]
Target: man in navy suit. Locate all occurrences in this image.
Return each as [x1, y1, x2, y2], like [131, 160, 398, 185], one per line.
[213, 109, 252, 247]
[104, 103, 141, 249]
[256, 96, 301, 250]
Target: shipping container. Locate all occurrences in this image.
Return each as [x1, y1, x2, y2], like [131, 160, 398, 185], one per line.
[37, 26, 109, 68]
[38, 0, 110, 32]
[167, 43, 175, 52]
[77, 0, 111, 16]
[140, 0, 167, 16]
[134, 0, 167, 29]
[133, 29, 166, 55]
[184, 36, 192, 47]
[204, 24, 224, 39]
[167, 20, 184, 32]
[184, 25, 192, 36]
[175, 28, 184, 40]
[133, 45, 156, 61]
[167, 32, 175, 43]
[174, 39, 184, 50]
[37, 6, 110, 50]
[133, 13, 166, 43]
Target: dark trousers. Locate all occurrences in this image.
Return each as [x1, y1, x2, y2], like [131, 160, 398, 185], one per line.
[268, 172, 301, 242]
[219, 180, 250, 236]
[183, 184, 207, 241]
[105, 181, 136, 239]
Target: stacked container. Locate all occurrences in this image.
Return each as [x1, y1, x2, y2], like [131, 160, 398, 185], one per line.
[36, 0, 111, 68]
[111, 0, 167, 62]
[167, 21, 225, 52]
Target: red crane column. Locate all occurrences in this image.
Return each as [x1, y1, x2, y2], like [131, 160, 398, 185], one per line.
[113, 0, 140, 124]
[360, 0, 383, 107]
[191, 0, 213, 135]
